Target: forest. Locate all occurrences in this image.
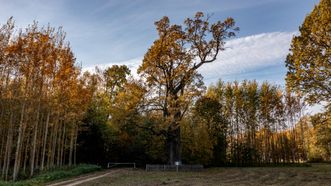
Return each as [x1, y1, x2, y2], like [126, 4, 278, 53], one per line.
[0, 0, 330, 182]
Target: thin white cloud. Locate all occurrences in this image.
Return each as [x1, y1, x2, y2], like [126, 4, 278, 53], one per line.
[200, 31, 297, 82]
[85, 31, 296, 84]
[84, 57, 142, 78]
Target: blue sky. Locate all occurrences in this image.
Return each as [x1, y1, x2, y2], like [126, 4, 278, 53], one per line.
[0, 0, 319, 86]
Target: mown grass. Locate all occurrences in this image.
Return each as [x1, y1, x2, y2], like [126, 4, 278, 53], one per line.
[216, 162, 312, 167]
[83, 163, 331, 186]
[0, 164, 101, 186]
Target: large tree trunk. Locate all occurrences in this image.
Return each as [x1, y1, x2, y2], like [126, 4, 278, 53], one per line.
[166, 127, 181, 165]
[164, 94, 183, 165]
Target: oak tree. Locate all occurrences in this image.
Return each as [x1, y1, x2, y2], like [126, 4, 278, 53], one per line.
[138, 12, 238, 164]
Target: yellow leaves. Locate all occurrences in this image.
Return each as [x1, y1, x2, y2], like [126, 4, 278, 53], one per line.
[110, 81, 145, 120]
[286, 0, 331, 105]
[139, 12, 238, 108]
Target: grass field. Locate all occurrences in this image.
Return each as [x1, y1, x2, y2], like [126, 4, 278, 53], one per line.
[80, 163, 331, 186]
[0, 164, 101, 186]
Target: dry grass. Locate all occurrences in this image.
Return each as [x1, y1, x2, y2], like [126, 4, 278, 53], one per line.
[78, 163, 331, 186]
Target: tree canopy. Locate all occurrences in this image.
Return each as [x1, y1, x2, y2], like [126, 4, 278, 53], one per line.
[138, 12, 238, 164]
[285, 0, 331, 106]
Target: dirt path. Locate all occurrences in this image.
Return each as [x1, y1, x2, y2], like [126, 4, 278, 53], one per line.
[47, 170, 117, 186]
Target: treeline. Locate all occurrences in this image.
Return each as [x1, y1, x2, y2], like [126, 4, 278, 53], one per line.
[183, 82, 329, 164]
[77, 74, 329, 167]
[183, 80, 306, 165]
[74, 67, 309, 166]
[0, 19, 91, 180]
